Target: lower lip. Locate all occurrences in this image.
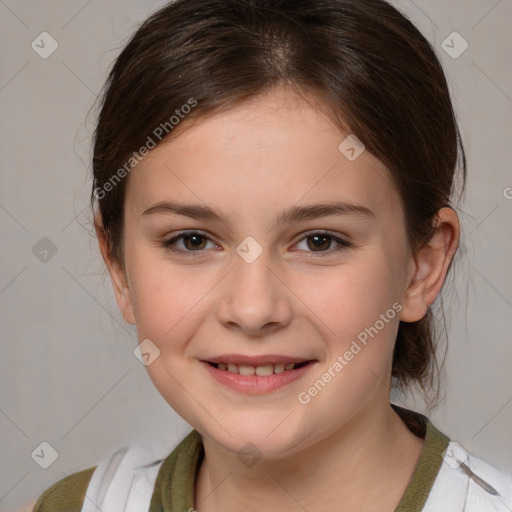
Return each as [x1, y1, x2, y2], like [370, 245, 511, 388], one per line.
[202, 361, 315, 394]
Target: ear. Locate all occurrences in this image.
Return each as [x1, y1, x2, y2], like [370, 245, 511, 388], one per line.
[95, 214, 136, 325]
[400, 207, 460, 322]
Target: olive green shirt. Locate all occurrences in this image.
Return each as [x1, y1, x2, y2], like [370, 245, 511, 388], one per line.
[33, 404, 450, 512]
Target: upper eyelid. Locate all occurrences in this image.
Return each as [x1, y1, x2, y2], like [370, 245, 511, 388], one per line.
[296, 229, 347, 238]
[166, 229, 346, 240]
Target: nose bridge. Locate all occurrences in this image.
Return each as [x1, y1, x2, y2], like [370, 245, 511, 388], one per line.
[217, 242, 291, 334]
[233, 246, 272, 297]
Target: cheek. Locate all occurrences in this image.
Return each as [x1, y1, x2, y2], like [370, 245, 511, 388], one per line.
[126, 257, 215, 417]
[127, 250, 213, 346]
[289, 258, 401, 346]
[291, 262, 402, 432]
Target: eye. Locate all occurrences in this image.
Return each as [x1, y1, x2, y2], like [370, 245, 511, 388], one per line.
[163, 231, 217, 255]
[294, 231, 351, 255]
[162, 230, 351, 257]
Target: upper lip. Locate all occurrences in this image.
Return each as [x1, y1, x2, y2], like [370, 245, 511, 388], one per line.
[203, 354, 314, 366]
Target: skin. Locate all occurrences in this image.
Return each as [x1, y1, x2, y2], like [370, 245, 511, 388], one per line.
[98, 86, 459, 511]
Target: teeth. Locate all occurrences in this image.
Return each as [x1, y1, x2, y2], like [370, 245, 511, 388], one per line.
[255, 364, 273, 376]
[273, 363, 286, 374]
[213, 362, 301, 374]
[239, 364, 255, 376]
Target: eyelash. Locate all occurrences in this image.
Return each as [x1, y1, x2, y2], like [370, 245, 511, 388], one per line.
[162, 230, 351, 257]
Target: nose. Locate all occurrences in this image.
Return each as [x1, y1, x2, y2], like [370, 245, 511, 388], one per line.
[217, 250, 293, 337]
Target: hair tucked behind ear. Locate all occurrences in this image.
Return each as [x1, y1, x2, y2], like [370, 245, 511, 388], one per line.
[91, 0, 466, 409]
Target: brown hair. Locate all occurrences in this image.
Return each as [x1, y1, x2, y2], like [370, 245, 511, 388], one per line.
[92, 0, 466, 408]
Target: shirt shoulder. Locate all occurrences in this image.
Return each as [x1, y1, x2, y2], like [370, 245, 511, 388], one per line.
[392, 405, 512, 511]
[30, 433, 191, 512]
[32, 467, 96, 512]
[425, 440, 512, 511]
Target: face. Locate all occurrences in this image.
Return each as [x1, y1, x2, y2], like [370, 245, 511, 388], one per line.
[108, 87, 424, 459]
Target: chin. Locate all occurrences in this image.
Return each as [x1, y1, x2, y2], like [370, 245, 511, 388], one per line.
[199, 416, 309, 460]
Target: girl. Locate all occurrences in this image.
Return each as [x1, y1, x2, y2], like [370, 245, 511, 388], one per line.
[33, 0, 512, 510]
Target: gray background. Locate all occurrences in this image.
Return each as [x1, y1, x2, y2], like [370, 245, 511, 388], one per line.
[1, 0, 511, 510]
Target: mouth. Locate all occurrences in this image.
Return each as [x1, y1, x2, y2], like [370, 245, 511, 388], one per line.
[206, 361, 310, 375]
[201, 355, 316, 394]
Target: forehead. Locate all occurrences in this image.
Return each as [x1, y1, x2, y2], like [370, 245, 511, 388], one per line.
[125, 89, 398, 220]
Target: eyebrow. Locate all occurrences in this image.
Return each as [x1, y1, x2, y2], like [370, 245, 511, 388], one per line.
[140, 199, 375, 227]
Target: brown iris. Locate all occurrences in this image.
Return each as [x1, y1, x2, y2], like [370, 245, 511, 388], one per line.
[306, 234, 332, 251]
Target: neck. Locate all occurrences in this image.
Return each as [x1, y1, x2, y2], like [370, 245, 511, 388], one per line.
[195, 401, 425, 512]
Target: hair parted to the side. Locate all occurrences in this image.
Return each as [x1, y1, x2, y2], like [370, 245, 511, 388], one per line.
[91, 0, 466, 410]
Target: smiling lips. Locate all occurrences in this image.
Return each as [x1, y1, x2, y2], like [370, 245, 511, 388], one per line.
[209, 361, 304, 375]
[203, 355, 315, 393]
[205, 354, 311, 374]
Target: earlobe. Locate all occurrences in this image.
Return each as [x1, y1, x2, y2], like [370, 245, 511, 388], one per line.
[399, 207, 460, 323]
